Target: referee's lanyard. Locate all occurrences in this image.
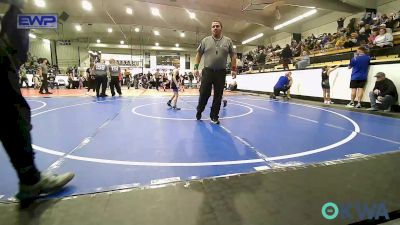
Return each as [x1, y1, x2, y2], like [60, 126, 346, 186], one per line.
[213, 36, 222, 55]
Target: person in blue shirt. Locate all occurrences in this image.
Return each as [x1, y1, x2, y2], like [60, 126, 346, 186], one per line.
[347, 46, 371, 108]
[270, 72, 292, 99]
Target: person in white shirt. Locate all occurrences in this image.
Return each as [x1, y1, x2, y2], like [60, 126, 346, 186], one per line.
[373, 28, 393, 47]
[295, 51, 310, 69]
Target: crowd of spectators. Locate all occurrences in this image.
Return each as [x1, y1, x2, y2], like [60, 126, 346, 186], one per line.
[240, 11, 400, 73]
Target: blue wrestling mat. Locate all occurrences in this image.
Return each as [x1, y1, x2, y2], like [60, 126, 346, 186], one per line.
[1, 95, 399, 201]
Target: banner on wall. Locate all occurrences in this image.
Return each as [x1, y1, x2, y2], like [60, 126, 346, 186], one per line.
[156, 55, 180, 66]
[116, 60, 142, 67]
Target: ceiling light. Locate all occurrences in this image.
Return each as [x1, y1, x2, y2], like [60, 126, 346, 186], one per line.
[97, 39, 101, 43]
[126, 7, 133, 15]
[75, 24, 82, 31]
[98, 51, 102, 53]
[274, 9, 317, 30]
[135, 27, 140, 32]
[153, 30, 160, 36]
[155, 42, 159, 46]
[108, 28, 113, 33]
[151, 8, 160, 16]
[29, 33, 37, 39]
[34, 0, 45, 7]
[43, 39, 50, 44]
[242, 33, 264, 44]
[188, 12, 196, 19]
[180, 32, 185, 38]
[233, 45, 237, 49]
[120, 40, 124, 45]
[175, 43, 179, 47]
[82, 1, 93, 11]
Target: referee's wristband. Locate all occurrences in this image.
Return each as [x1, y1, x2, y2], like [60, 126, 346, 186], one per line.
[194, 64, 199, 70]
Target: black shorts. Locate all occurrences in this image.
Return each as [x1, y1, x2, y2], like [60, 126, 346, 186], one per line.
[322, 84, 330, 89]
[321, 80, 330, 89]
[171, 83, 179, 92]
[350, 80, 367, 89]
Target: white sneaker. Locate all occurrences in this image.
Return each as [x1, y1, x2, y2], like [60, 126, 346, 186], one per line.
[346, 102, 355, 108]
[324, 101, 328, 104]
[355, 103, 362, 109]
[328, 101, 334, 104]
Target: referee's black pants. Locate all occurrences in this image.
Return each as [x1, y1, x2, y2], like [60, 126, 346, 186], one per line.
[0, 53, 41, 185]
[110, 76, 122, 96]
[95, 76, 107, 97]
[196, 68, 226, 119]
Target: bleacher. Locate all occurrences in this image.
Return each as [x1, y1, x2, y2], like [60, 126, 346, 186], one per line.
[394, 30, 400, 45]
[243, 27, 400, 73]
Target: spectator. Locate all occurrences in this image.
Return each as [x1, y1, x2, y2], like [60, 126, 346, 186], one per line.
[347, 46, 371, 108]
[32, 70, 41, 89]
[188, 72, 194, 88]
[368, 28, 379, 46]
[358, 24, 370, 44]
[358, 21, 366, 34]
[371, 17, 380, 28]
[373, 28, 394, 47]
[319, 34, 330, 52]
[367, 72, 398, 112]
[364, 24, 372, 35]
[294, 41, 304, 57]
[344, 32, 360, 48]
[273, 44, 281, 51]
[380, 14, 389, 25]
[281, 44, 292, 70]
[324, 33, 337, 49]
[379, 23, 391, 33]
[67, 72, 73, 89]
[321, 65, 340, 104]
[38, 58, 52, 94]
[78, 75, 84, 89]
[227, 78, 237, 91]
[257, 49, 266, 72]
[19, 64, 29, 88]
[86, 63, 96, 93]
[335, 35, 347, 49]
[270, 72, 292, 99]
[347, 18, 358, 35]
[295, 51, 310, 69]
[337, 17, 345, 30]
[385, 15, 397, 30]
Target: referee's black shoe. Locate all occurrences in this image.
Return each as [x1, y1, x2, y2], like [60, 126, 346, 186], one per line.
[211, 118, 220, 124]
[196, 111, 202, 120]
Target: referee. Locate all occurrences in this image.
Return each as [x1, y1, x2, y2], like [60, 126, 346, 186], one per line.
[194, 21, 237, 124]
